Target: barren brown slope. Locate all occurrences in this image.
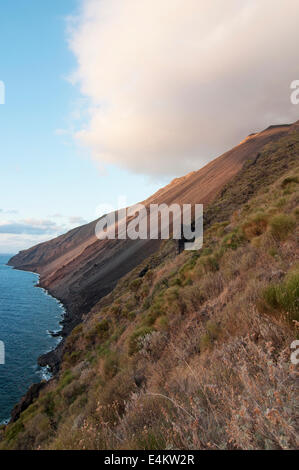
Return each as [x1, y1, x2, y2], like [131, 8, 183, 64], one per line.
[8, 122, 294, 335]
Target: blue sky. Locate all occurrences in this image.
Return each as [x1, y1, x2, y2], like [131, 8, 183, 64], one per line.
[0, 0, 160, 253]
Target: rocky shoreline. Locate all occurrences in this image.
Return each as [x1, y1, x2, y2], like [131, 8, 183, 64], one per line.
[7, 273, 68, 422]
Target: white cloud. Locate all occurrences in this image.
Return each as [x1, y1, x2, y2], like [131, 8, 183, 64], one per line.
[0, 215, 90, 253]
[68, 0, 299, 177]
[0, 234, 56, 254]
[0, 218, 68, 253]
[0, 219, 60, 235]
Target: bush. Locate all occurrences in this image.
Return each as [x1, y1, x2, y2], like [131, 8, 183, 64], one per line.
[72, 324, 83, 335]
[261, 284, 280, 311]
[5, 421, 24, 443]
[85, 319, 111, 343]
[155, 315, 169, 330]
[42, 392, 55, 418]
[57, 370, 74, 391]
[170, 277, 182, 286]
[279, 270, 299, 321]
[242, 213, 268, 239]
[222, 230, 245, 251]
[259, 269, 299, 323]
[110, 304, 122, 316]
[128, 326, 155, 356]
[199, 321, 221, 352]
[143, 309, 161, 327]
[61, 381, 86, 405]
[130, 278, 143, 292]
[281, 176, 299, 188]
[199, 255, 219, 273]
[275, 197, 287, 208]
[165, 287, 180, 303]
[199, 333, 212, 351]
[103, 351, 119, 379]
[269, 214, 296, 241]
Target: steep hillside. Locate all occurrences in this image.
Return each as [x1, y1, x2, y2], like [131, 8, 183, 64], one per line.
[1, 124, 298, 450]
[8, 123, 295, 338]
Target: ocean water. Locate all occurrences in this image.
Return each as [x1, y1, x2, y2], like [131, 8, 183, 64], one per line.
[0, 254, 64, 423]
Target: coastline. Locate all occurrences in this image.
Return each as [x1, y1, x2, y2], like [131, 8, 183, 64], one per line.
[35, 280, 69, 374]
[4, 262, 67, 422]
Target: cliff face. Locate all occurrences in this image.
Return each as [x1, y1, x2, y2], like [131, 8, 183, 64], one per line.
[8, 123, 294, 337]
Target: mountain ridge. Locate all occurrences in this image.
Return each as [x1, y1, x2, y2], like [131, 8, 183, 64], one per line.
[8, 122, 296, 339]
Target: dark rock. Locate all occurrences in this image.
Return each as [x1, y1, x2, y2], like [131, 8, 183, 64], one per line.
[138, 266, 149, 278]
[11, 382, 46, 422]
[48, 330, 62, 338]
[134, 373, 147, 389]
[38, 341, 64, 374]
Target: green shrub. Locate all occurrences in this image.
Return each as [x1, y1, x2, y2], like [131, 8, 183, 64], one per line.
[200, 247, 213, 256]
[281, 176, 299, 188]
[42, 392, 55, 418]
[169, 277, 182, 286]
[275, 197, 287, 208]
[61, 381, 86, 405]
[133, 429, 167, 450]
[199, 255, 219, 273]
[199, 333, 212, 351]
[279, 270, 299, 321]
[69, 350, 82, 365]
[142, 298, 151, 310]
[128, 326, 155, 356]
[182, 277, 193, 286]
[268, 247, 279, 258]
[261, 284, 280, 311]
[140, 285, 150, 299]
[260, 269, 299, 323]
[269, 214, 296, 241]
[165, 286, 180, 303]
[57, 370, 74, 391]
[85, 319, 111, 342]
[72, 324, 83, 335]
[5, 421, 24, 442]
[156, 315, 169, 330]
[128, 310, 137, 320]
[222, 230, 245, 251]
[103, 351, 119, 379]
[110, 304, 122, 316]
[130, 278, 143, 292]
[21, 403, 39, 422]
[143, 307, 162, 326]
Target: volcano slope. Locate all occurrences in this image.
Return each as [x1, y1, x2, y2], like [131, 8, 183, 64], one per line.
[8, 123, 295, 337]
[1, 122, 298, 450]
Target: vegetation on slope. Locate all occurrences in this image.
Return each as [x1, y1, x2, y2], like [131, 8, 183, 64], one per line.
[1, 131, 298, 450]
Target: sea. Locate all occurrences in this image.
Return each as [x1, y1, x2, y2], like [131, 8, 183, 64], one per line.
[0, 254, 64, 423]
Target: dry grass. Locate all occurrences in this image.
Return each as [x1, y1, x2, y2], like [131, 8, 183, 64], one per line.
[1, 159, 298, 451]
